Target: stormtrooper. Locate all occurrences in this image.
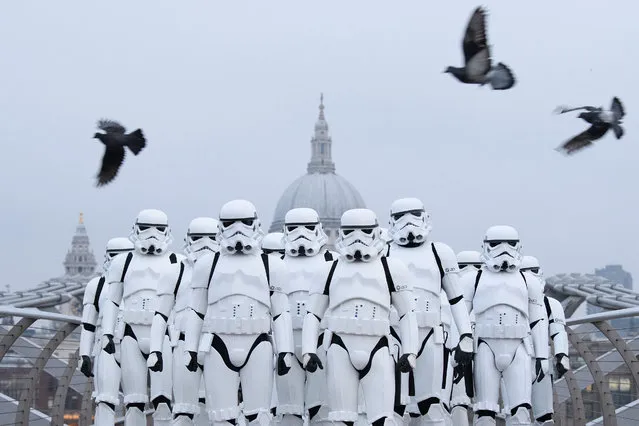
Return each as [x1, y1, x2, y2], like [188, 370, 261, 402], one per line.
[276, 208, 336, 426]
[386, 198, 473, 426]
[80, 237, 134, 424]
[262, 232, 286, 257]
[261, 232, 287, 420]
[183, 199, 295, 426]
[520, 256, 570, 426]
[468, 226, 549, 426]
[446, 250, 483, 426]
[302, 208, 419, 426]
[148, 217, 221, 426]
[101, 209, 181, 426]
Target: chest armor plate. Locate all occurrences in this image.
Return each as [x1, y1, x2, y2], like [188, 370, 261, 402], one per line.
[208, 254, 271, 307]
[473, 271, 528, 317]
[174, 263, 193, 313]
[122, 254, 173, 306]
[327, 261, 391, 312]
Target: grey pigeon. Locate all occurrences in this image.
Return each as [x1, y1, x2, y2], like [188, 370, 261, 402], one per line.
[444, 6, 516, 90]
[554, 96, 625, 139]
[554, 98, 626, 155]
[93, 119, 146, 187]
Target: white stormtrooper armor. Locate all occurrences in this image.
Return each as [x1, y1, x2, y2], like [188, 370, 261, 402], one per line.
[469, 226, 549, 426]
[81, 237, 134, 424]
[275, 208, 336, 426]
[386, 198, 473, 426]
[449, 250, 482, 426]
[183, 200, 294, 426]
[520, 256, 569, 426]
[263, 232, 286, 257]
[148, 217, 220, 426]
[101, 209, 181, 426]
[261, 234, 287, 422]
[302, 208, 419, 426]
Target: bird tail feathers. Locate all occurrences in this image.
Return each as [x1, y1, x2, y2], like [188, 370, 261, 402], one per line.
[489, 62, 516, 90]
[612, 124, 624, 139]
[126, 129, 146, 155]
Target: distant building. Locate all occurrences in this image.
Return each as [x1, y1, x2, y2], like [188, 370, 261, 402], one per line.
[587, 264, 638, 337]
[269, 94, 366, 245]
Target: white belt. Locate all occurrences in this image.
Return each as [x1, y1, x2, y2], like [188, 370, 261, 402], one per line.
[202, 317, 271, 335]
[122, 309, 154, 325]
[415, 311, 440, 328]
[474, 323, 528, 339]
[326, 316, 390, 336]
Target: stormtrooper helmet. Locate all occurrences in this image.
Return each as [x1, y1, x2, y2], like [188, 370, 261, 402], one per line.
[261, 232, 285, 256]
[283, 208, 327, 257]
[388, 197, 432, 246]
[520, 255, 543, 279]
[129, 209, 173, 255]
[218, 199, 264, 254]
[457, 250, 482, 271]
[104, 237, 134, 272]
[184, 217, 220, 262]
[480, 225, 523, 272]
[336, 209, 386, 262]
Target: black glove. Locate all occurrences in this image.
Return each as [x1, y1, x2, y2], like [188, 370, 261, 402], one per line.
[103, 334, 115, 355]
[397, 354, 415, 373]
[186, 351, 199, 372]
[304, 353, 323, 373]
[555, 353, 569, 378]
[454, 334, 473, 367]
[277, 353, 292, 376]
[148, 351, 163, 372]
[80, 355, 93, 378]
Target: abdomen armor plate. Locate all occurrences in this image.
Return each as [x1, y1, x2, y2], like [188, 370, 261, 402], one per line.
[325, 261, 391, 336]
[391, 244, 441, 329]
[473, 271, 530, 339]
[121, 254, 174, 325]
[204, 254, 272, 335]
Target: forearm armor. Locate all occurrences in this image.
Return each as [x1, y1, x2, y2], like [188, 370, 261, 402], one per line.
[270, 292, 294, 354]
[391, 289, 418, 355]
[150, 294, 174, 353]
[442, 274, 473, 337]
[302, 293, 329, 356]
[80, 304, 98, 357]
[184, 287, 207, 352]
[101, 281, 123, 337]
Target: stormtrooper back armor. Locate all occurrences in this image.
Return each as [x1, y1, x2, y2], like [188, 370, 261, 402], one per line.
[302, 208, 419, 426]
[80, 237, 133, 425]
[100, 209, 179, 426]
[386, 197, 473, 426]
[184, 199, 294, 426]
[469, 226, 549, 426]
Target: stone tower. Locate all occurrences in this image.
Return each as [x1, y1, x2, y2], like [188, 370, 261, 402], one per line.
[62, 213, 98, 277]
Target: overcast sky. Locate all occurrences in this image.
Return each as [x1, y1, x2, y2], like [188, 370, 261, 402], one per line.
[1, 0, 637, 292]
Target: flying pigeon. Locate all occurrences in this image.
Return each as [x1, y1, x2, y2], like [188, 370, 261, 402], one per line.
[93, 119, 146, 187]
[554, 97, 626, 155]
[444, 6, 516, 90]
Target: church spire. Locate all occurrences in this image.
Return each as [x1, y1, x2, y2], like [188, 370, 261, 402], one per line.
[307, 93, 336, 174]
[63, 213, 98, 277]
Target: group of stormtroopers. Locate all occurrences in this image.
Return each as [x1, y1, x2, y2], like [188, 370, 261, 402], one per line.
[78, 197, 569, 426]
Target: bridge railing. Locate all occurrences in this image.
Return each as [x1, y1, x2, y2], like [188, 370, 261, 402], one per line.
[553, 306, 639, 426]
[3, 303, 639, 426]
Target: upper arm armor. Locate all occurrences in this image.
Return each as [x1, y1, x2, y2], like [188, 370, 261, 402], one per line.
[431, 242, 460, 277]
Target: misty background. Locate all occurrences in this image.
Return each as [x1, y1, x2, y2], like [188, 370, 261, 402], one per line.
[1, 0, 637, 291]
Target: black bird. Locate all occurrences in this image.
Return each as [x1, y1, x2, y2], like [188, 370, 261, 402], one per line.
[554, 97, 625, 138]
[554, 97, 626, 156]
[444, 6, 516, 90]
[93, 119, 146, 187]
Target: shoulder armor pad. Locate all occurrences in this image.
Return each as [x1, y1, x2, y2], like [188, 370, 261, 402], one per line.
[382, 256, 411, 291]
[431, 241, 459, 275]
[82, 276, 101, 304]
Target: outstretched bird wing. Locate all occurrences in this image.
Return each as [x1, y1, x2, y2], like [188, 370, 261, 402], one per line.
[553, 105, 598, 115]
[610, 97, 625, 121]
[555, 122, 610, 156]
[96, 145, 126, 187]
[97, 119, 126, 134]
[462, 7, 491, 78]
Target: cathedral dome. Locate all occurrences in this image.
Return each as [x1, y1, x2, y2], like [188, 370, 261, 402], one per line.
[269, 95, 366, 242]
